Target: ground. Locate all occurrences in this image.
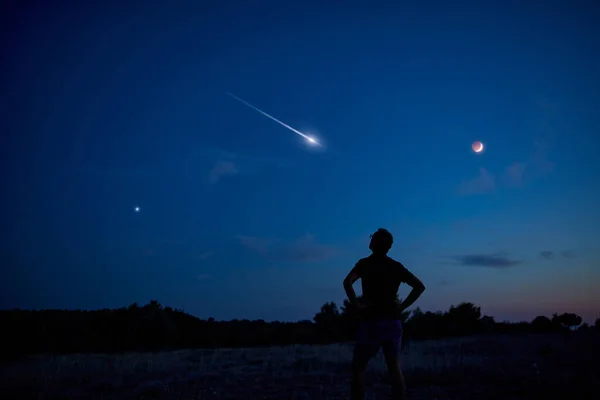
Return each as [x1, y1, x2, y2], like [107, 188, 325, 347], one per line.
[1, 332, 598, 399]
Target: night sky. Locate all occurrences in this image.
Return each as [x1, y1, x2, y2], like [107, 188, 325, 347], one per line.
[2, 1, 599, 323]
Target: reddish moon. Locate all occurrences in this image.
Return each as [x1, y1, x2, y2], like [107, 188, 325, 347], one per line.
[472, 141, 484, 153]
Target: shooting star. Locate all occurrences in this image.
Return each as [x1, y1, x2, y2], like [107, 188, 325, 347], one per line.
[226, 92, 320, 146]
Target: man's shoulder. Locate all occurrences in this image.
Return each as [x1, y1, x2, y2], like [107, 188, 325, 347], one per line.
[353, 255, 380, 270]
[359, 255, 405, 267]
[385, 256, 407, 269]
[355, 256, 371, 266]
[376, 254, 398, 263]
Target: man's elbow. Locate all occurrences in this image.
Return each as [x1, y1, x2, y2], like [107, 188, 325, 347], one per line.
[343, 277, 354, 289]
[415, 282, 426, 293]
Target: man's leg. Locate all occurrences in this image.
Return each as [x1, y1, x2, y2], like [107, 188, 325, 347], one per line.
[351, 344, 378, 400]
[351, 321, 379, 400]
[382, 344, 406, 400]
[381, 319, 406, 400]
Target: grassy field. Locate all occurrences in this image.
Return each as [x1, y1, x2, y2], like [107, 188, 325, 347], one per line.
[1, 332, 598, 399]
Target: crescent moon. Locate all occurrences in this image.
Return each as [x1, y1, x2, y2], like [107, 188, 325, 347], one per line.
[473, 141, 483, 153]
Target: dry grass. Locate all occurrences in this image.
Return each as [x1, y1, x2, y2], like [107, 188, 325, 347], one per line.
[1, 333, 598, 399]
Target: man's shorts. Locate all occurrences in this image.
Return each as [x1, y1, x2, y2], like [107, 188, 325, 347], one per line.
[353, 318, 403, 363]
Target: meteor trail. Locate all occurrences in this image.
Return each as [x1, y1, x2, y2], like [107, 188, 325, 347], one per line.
[226, 92, 320, 145]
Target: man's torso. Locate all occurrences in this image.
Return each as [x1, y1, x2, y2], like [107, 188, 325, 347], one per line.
[353, 254, 408, 320]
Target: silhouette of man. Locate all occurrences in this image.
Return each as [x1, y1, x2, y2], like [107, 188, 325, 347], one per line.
[343, 228, 425, 400]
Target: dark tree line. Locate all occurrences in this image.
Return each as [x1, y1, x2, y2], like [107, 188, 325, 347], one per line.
[1, 299, 597, 359]
[313, 297, 594, 342]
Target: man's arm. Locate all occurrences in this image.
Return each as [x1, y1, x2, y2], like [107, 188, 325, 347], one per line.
[398, 267, 425, 311]
[343, 262, 363, 306]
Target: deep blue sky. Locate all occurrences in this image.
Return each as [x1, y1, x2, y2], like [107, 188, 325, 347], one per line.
[2, 1, 599, 323]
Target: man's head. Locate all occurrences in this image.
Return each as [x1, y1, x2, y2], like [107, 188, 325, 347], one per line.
[369, 228, 393, 255]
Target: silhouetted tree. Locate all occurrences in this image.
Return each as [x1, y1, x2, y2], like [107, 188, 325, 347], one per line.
[404, 307, 447, 339]
[479, 315, 496, 333]
[552, 312, 583, 331]
[532, 315, 555, 333]
[445, 302, 481, 336]
[313, 301, 342, 341]
[579, 323, 590, 330]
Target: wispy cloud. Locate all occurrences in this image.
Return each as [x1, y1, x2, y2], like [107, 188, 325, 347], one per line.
[540, 250, 555, 260]
[209, 161, 237, 184]
[502, 162, 527, 187]
[456, 168, 495, 196]
[274, 234, 336, 263]
[142, 248, 155, 257]
[236, 235, 277, 255]
[502, 135, 554, 187]
[540, 250, 577, 260]
[454, 253, 521, 268]
[70, 145, 287, 185]
[236, 233, 335, 263]
[561, 250, 576, 259]
[197, 273, 209, 281]
[205, 146, 290, 184]
[501, 97, 557, 188]
[196, 251, 214, 260]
